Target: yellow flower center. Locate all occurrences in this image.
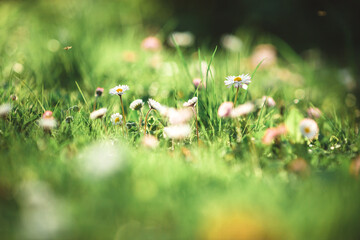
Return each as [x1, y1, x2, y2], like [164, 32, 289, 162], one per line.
[234, 77, 242, 82]
[116, 88, 123, 93]
[115, 117, 120, 123]
[304, 127, 310, 133]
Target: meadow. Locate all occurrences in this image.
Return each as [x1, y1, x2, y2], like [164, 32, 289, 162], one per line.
[0, 1, 360, 239]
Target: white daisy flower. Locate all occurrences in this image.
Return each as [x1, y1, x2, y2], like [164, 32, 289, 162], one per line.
[148, 98, 162, 111]
[220, 34, 243, 52]
[183, 97, 198, 107]
[166, 108, 193, 125]
[90, 108, 107, 120]
[38, 118, 57, 130]
[110, 113, 123, 125]
[130, 99, 144, 111]
[299, 118, 319, 140]
[224, 74, 251, 89]
[168, 31, 195, 47]
[258, 96, 276, 107]
[163, 124, 191, 139]
[0, 103, 11, 118]
[230, 102, 255, 118]
[109, 85, 129, 96]
[142, 135, 159, 149]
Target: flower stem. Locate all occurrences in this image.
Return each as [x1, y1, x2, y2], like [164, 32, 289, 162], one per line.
[93, 96, 97, 111]
[119, 95, 127, 134]
[144, 108, 153, 136]
[234, 87, 240, 106]
[139, 109, 143, 133]
[192, 106, 199, 144]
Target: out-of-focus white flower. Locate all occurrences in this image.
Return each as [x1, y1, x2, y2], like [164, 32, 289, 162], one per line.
[224, 74, 251, 89]
[183, 97, 198, 107]
[0, 103, 11, 118]
[38, 110, 57, 130]
[218, 102, 234, 118]
[257, 96, 276, 107]
[251, 44, 277, 68]
[110, 113, 123, 125]
[148, 98, 162, 111]
[78, 140, 126, 178]
[230, 102, 255, 118]
[299, 118, 319, 140]
[168, 31, 195, 47]
[142, 135, 159, 149]
[338, 69, 356, 91]
[220, 34, 242, 52]
[109, 85, 129, 96]
[166, 108, 193, 125]
[141, 36, 162, 51]
[38, 118, 57, 130]
[90, 108, 107, 120]
[13, 62, 24, 74]
[16, 180, 66, 240]
[164, 124, 191, 139]
[130, 99, 144, 111]
[307, 107, 321, 119]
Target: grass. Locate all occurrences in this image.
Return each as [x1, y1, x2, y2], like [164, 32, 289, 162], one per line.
[1, 1, 360, 239]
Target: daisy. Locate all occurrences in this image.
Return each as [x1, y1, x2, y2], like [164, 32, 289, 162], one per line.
[220, 34, 242, 52]
[193, 78, 206, 89]
[299, 118, 319, 140]
[0, 103, 12, 118]
[130, 99, 144, 111]
[218, 102, 234, 118]
[307, 107, 321, 119]
[110, 113, 123, 125]
[110, 85, 129, 133]
[38, 118, 57, 130]
[38, 111, 57, 130]
[148, 98, 162, 111]
[163, 124, 191, 139]
[262, 124, 287, 145]
[183, 97, 198, 107]
[95, 87, 104, 97]
[90, 108, 107, 120]
[109, 85, 129, 96]
[42, 110, 53, 119]
[183, 96, 199, 142]
[230, 102, 255, 118]
[224, 74, 251, 89]
[259, 96, 276, 107]
[142, 135, 159, 149]
[141, 36, 162, 51]
[168, 32, 194, 47]
[166, 108, 193, 125]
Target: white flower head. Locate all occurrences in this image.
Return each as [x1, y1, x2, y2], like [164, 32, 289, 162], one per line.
[168, 31, 195, 47]
[224, 74, 251, 89]
[0, 103, 11, 118]
[38, 118, 57, 130]
[78, 140, 126, 178]
[230, 102, 255, 118]
[90, 108, 107, 120]
[142, 135, 159, 149]
[109, 85, 129, 96]
[130, 99, 144, 111]
[163, 124, 191, 139]
[299, 118, 319, 140]
[260, 96, 276, 107]
[166, 108, 193, 125]
[183, 97, 198, 107]
[110, 113, 123, 125]
[148, 98, 162, 111]
[220, 34, 243, 52]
